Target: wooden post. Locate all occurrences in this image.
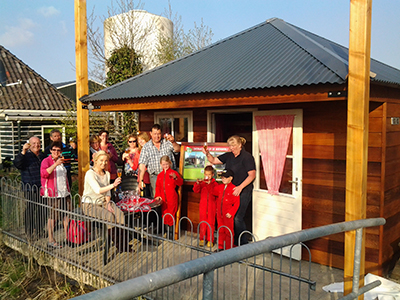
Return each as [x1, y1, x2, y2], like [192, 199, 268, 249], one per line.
[75, 0, 90, 196]
[345, 0, 372, 297]
[175, 144, 185, 240]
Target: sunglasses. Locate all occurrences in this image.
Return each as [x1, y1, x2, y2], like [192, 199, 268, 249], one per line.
[51, 149, 62, 152]
[128, 140, 137, 143]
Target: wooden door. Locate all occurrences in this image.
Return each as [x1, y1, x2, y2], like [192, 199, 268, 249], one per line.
[252, 109, 303, 260]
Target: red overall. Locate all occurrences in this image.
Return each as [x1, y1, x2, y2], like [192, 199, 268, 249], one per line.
[193, 178, 218, 243]
[155, 168, 183, 226]
[213, 182, 240, 250]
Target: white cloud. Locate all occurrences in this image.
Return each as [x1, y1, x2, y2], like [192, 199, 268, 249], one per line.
[60, 21, 68, 35]
[37, 6, 60, 17]
[0, 18, 37, 47]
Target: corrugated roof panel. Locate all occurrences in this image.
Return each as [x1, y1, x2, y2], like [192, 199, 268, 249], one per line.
[82, 18, 399, 103]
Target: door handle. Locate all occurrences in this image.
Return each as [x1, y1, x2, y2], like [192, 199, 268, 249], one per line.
[289, 177, 299, 191]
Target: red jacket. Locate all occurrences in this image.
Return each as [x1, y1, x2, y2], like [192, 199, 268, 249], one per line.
[155, 168, 183, 226]
[213, 182, 240, 218]
[193, 178, 218, 207]
[155, 168, 184, 201]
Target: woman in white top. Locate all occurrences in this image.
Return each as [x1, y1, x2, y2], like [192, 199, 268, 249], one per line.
[82, 150, 132, 252]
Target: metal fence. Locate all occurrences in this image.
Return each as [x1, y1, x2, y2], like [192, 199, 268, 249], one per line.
[0, 177, 385, 299]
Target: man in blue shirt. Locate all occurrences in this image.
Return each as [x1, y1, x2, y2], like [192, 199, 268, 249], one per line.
[14, 136, 46, 239]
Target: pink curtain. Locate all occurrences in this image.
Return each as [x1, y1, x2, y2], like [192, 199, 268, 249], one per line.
[255, 115, 295, 195]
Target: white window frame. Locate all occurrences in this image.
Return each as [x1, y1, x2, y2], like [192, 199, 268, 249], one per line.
[154, 111, 193, 142]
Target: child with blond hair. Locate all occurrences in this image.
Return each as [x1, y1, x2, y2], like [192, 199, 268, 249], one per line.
[155, 155, 183, 239]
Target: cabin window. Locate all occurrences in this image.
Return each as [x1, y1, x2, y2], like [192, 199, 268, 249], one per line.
[154, 111, 193, 142]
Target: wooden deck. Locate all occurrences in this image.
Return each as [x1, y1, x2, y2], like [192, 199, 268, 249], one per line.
[1, 225, 346, 299]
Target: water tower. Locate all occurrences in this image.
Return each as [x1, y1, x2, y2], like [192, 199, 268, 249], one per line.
[104, 10, 173, 71]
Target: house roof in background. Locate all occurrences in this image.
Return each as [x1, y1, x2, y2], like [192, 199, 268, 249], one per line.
[54, 80, 105, 101]
[0, 45, 74, 111]
[54, 79, 105, 89]
[82, 18, 400, 103]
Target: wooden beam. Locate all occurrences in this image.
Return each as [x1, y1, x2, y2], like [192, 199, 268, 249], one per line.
[345, 0, 372, 296]
[75, 0, 90, 196]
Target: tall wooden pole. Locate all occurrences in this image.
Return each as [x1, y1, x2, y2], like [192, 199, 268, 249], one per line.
[75, 0, 90, 195]
[345, 0, 372, 297]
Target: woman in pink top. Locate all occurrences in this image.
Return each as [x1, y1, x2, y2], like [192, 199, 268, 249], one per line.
[40, 141, 71, 249]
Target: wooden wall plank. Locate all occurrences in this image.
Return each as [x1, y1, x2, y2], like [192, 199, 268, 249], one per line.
[303, 248, 380, 274]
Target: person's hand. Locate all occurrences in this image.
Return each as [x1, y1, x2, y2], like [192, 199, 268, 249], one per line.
[55, 157, 64, 166]
[232, 185, 243, 196]
[226, 213, 232, 219]
[169, 172, 177, 179]
[22, 142, 30, 153]
[106, 202, 115, 214]
[196, 178, 202, 184]
[137, 181, 145, 193]
[122, 153, 129, 161]
[201, 147, 211, 157]
[155, 196, 162, 202]
[113, 177, 121, 187]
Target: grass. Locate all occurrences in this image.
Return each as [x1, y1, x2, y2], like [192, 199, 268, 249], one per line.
[0, 245, 90, 299]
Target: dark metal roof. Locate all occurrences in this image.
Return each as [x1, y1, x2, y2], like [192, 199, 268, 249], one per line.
[0, 45, 74, 111]
[82, 18, 400, 103]
[54, 80, 105, 101]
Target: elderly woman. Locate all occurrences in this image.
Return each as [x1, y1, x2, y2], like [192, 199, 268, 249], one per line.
[203, 135, 256, 246]
[82, 150, 132, 252]
[40, 141, 71, 249]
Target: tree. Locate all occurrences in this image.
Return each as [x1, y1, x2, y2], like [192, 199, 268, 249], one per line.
[87, 0, 213, 83]
[104, 45, 143, 141]
[105, 45, 143, 86]
[156, 2, 213, 64]
[84, 0, 213, 146]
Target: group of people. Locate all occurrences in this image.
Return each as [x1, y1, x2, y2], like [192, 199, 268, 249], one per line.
[14, 124, 256, 252]
[194, 135, 256, 250]
[85, 124, 183, 242]
[14, 129, 76, 248]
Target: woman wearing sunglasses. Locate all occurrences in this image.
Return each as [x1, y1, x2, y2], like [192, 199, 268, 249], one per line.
[120, 134, 139, 191]
[40, 141, 71, 249]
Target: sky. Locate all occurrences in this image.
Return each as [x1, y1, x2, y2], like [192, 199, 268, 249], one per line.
[0, 0, 399, 84]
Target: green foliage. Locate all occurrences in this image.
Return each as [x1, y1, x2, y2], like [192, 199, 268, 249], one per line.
[104, 45, 142, 141]
[105, 45, 143, 86]
[56, 109, 118, 146]
[121, 111, 138, 142]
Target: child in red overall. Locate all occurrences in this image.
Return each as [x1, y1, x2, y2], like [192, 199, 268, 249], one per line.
[193, 165, 218, 247]
[214, 169, 240, 251]
[155, 155, 183, 239]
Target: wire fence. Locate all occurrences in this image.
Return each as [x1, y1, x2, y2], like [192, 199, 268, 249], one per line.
[0, 177, 385, 299]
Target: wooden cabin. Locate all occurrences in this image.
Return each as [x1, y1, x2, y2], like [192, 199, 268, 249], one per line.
[81, 18, 400, 275]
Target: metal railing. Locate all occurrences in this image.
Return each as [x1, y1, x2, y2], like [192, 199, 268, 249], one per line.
[0, 177, 385, 299]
